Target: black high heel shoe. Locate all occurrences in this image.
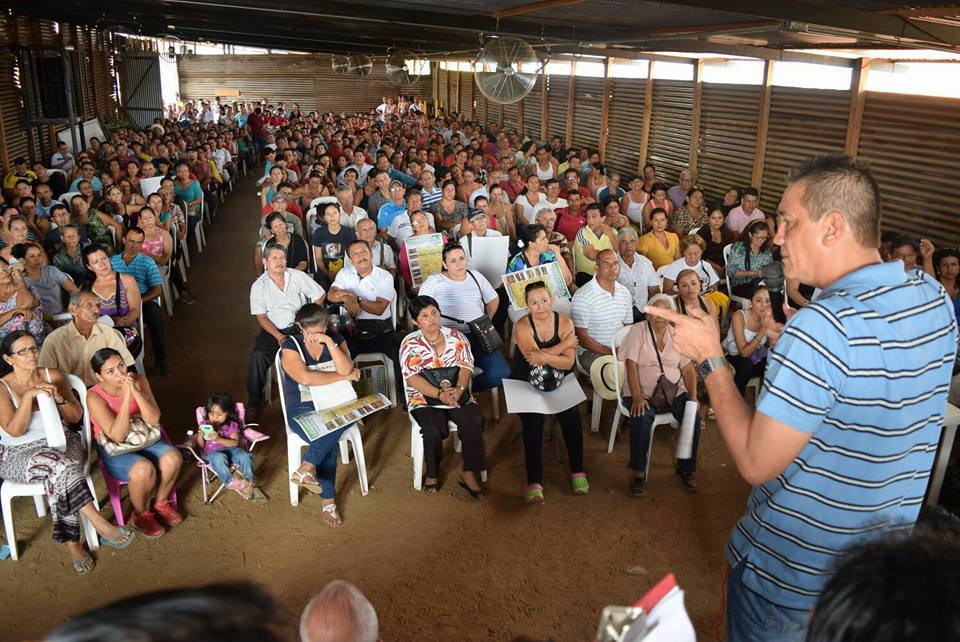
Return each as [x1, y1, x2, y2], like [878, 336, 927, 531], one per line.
[458, 476, 483, 499]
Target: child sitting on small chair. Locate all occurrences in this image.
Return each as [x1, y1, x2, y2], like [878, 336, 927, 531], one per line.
[198, 392, 258, 500]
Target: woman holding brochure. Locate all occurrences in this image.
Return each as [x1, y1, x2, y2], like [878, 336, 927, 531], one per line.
[280, 303, 359, 527]
[400, 295, 486, 497]
[511, 281, 587, 504]
[506, 224, 573, 287]
[617, 294, 701, 498]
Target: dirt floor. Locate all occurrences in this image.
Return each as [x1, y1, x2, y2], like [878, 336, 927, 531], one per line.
[0, 173, 753, 642]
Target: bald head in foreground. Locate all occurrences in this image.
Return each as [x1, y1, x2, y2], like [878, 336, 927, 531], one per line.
[300, 580, 379, 642]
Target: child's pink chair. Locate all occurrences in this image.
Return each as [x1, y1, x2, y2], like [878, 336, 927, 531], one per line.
[182, 403, 270, 504]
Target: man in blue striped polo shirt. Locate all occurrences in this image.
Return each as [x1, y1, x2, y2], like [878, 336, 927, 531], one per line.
[111, 225, 170, 377]
[647, 154, 957, 641]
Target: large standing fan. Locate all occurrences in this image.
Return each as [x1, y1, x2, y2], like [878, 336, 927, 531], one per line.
[385, 52, 425, 86]
[474, 36, 540, 105]
[348, 54, 374, 77]
[159, 36, 183, 63]
[331, 55, 350, 75]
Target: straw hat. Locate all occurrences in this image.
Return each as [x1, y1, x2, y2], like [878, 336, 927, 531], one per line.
[589, 355, 623, 401]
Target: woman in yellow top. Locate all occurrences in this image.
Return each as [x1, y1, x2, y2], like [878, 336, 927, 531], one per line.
[636, 208, 680, 269]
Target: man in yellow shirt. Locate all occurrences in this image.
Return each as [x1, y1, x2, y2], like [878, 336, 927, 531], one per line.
[572, 203, 618, 287]
[3, 157, 38, 198]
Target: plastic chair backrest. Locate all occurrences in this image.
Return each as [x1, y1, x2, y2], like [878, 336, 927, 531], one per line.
[610, 325, 633, 413]
[688, 226, 701, 236]
[59, 192, 81, 206]
[723, 244, 733, 293]
[36, 392, 67, 451]
[65, 374, 93, 471]
[139, 177, 163, 196]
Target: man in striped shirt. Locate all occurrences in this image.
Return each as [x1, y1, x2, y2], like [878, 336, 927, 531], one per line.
[647, 154, 957, 642]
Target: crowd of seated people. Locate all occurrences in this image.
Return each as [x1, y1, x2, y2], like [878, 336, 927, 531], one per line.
[0, 110, 247, 567]
[2, 93, 958, 642]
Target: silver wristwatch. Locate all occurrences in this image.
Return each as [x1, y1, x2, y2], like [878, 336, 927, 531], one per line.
[696, 356, 727, 382]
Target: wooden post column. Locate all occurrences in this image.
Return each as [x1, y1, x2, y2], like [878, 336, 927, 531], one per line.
[845, 58, 870, 157]
[599, 57, 612, 162]
[751, 60, 775, 190]
[689, 60, 704, 174]
[638, 61, 655, 174]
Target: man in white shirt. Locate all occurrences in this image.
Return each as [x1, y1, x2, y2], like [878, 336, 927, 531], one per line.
[339, 149, 374, 186]
[336, 185, 368, 228]
[50, 141, 75, 173]
[247, 240, 326, 419]
[460, 209, 504, 264]
[327, 239, 403, 381]
[616, 228, 660, 322]
[571, 249, 634, 372]
[346, 218, 397, 278]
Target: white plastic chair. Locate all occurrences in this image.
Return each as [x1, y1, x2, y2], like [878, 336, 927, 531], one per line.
[608, 326, 677, 457]
[351, 299, 400, 407]
[139, 176, 163, 197]
[408, 412, 488, 490]
[1, 375, 100, 561]
[192, 194, 206, 253]
[274, 352, 369, 507]
[724, 244, 751, 310]
[59, 191, 81, 206]
[47, 168, 68, 184]
[688, 226, 701, 236]
[133, 303, 146, 376]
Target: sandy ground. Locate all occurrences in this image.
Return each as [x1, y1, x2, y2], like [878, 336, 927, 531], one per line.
[0, 173, 751, 642]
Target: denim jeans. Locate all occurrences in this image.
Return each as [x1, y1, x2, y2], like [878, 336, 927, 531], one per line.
[205, 447, 255, 484]
[623, 393, 700, 474]
[466, 332, 510, 392]
[727, 560, 809, 642]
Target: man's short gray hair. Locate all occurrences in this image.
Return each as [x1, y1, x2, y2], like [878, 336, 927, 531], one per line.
[336, 184, 353, 197]
[68, 289, 93, 308]
[300, 580, 378, 642]
[680, 170, 693, 180]
[617, 227, 638, 242]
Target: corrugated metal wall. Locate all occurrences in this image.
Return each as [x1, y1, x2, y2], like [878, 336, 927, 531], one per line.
[605, 77, 646, 178]
[178, 55, 432, 114]
[118, 54, 163, 129]
[546, 74, 569, 144]
[459, 71, 473, 118]
[502, 99, 519, 132]
[522, 74, 543, 141]
[437, 67, 448, 111]
[759, 86, 851, 214]
[859, 92, 960, 247]
[572, 76, 603, 153]
[696, 83, 761, 197]
[648, 79, 694, 185]
[0, 14, 117, 170]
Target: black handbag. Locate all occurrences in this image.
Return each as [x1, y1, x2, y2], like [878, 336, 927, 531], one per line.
[421, 366, 471, 406]
[440, 271, 503, 355]
[354, 319, 393, 341]
[648, 320, 680, 412]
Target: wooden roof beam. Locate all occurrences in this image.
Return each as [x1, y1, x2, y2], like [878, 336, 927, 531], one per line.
[491, 0, 588, 19]
[659, 0, 960, 48]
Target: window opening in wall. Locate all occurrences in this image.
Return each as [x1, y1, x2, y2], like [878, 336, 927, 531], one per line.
[867, 62, 960, 99]
[772, 61, 852, 90]
[702, 59, 764, 85]
[651, 61, 694, 81]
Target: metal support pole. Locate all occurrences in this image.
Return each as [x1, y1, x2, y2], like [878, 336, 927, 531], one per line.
[62, 46, 80, 153]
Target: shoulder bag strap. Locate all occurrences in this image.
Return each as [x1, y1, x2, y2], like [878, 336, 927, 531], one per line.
[647, 319, 666, 376]
[440, 271, 485, 325]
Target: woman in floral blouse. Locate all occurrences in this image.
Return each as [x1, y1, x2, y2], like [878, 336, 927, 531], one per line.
[400, 295, 486, 497]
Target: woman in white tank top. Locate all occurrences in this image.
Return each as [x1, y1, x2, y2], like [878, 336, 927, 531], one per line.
[0, 330, 134, 573]
[722, 286, 778, 395]
[514, 175, 545, 226]
[621, 177, 649, 231]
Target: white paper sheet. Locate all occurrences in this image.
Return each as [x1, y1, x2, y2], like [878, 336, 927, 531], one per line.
[57, 118, 106, 153]
[467, 235, 510, 288]
[502, 375, 587, 415]
[675, 400, 698, 460]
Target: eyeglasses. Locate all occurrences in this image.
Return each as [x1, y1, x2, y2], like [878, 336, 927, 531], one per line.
[13, 346, 39, 357]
